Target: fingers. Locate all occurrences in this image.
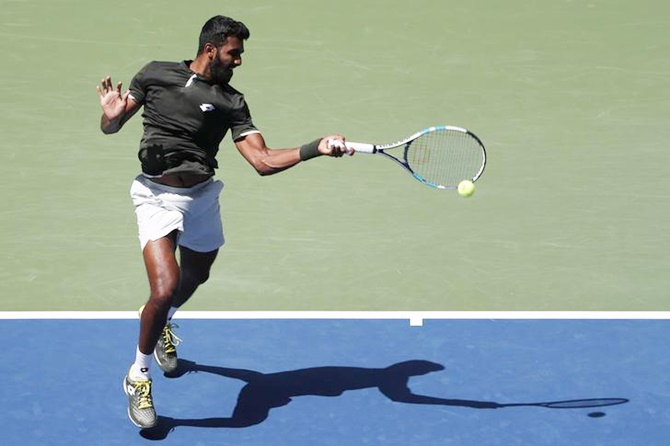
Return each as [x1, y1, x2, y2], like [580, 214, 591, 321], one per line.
[100, 76, 111, 93]
[96, 76, 122, 96]
[96, 76, 107, 98]
[325, 136, 354, 157]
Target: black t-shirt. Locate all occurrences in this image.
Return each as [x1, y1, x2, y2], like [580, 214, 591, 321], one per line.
[129, 60, 259, 176]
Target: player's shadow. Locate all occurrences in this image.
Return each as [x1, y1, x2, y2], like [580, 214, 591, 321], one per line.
[140, 359, 499, 440]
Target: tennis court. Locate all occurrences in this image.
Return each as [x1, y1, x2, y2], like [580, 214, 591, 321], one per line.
[2, 315, 669, 445]
[1, 0, 669, 444]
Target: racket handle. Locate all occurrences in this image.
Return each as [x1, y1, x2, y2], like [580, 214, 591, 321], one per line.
[344, 141, 376, 154]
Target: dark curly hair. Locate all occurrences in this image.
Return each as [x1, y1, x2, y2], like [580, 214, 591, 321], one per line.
[197, 15, 250, 54]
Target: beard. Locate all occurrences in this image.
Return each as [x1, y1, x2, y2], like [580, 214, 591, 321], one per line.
[209, 55, 233, 85]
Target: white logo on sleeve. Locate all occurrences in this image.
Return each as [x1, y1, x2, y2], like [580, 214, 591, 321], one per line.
[199, 103, 216, 112]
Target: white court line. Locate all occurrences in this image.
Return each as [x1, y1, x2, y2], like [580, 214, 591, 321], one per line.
[1, 311, 669, 326]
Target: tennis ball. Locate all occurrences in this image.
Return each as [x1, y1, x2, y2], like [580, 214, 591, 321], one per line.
[457, 180, 475, 198]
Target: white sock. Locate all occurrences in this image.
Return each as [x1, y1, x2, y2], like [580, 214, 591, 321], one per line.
[129, 346, 152, 380]
[167, 306, 179, 321]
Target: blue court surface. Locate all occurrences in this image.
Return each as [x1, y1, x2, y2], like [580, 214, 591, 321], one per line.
[1, 316, 669, 445]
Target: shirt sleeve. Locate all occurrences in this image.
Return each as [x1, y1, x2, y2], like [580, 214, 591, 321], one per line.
[229, 95, 260, 141]
[128, 62, 152, 104]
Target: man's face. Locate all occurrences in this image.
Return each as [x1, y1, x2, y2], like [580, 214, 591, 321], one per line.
[208, 36, 244, 85]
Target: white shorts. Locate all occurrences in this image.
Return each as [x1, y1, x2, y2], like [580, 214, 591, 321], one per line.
[130, 175, 225, 252]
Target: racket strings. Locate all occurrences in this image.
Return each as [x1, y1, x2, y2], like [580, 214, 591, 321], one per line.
[540, 398, 629, 409]
[405, 129, 485, 188]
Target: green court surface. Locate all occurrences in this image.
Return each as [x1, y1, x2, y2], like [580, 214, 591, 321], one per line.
[1, 0, 668, 311]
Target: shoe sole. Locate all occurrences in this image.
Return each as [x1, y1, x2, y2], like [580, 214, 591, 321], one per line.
[122, 377, 157, 429]
[154, 350, 178, 374]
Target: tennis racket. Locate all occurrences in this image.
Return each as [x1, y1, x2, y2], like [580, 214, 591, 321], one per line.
[333, 125, 486, 190]
[499, 398, 629, 409]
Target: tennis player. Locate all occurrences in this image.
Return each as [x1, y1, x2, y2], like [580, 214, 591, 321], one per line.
[96, 15, 351, 429]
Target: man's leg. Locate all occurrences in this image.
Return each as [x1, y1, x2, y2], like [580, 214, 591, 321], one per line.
[151, 245, 219, 374]
[174, 245, 219, 307]
[125, 232, 180, 429]
[139, 233, 181, 359]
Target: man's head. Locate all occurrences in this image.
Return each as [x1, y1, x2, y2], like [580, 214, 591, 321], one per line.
[197, 15, 250, 84]
[385, 360, 445, 376]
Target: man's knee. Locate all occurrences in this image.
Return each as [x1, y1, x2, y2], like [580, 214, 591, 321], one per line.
[182, 266, 211, 286]
[149, 280, 179, 307]
[148, 270, 180, 306]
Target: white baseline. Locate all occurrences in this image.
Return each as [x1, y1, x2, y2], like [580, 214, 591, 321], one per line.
[1, 311, 669, 327]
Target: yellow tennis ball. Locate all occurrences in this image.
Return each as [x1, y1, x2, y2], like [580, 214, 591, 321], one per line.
[457, 180, 475, 198]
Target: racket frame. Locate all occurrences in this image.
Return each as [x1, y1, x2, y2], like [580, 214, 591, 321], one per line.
[344, 125, 486, 190]
[501, 398, 629, 409]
